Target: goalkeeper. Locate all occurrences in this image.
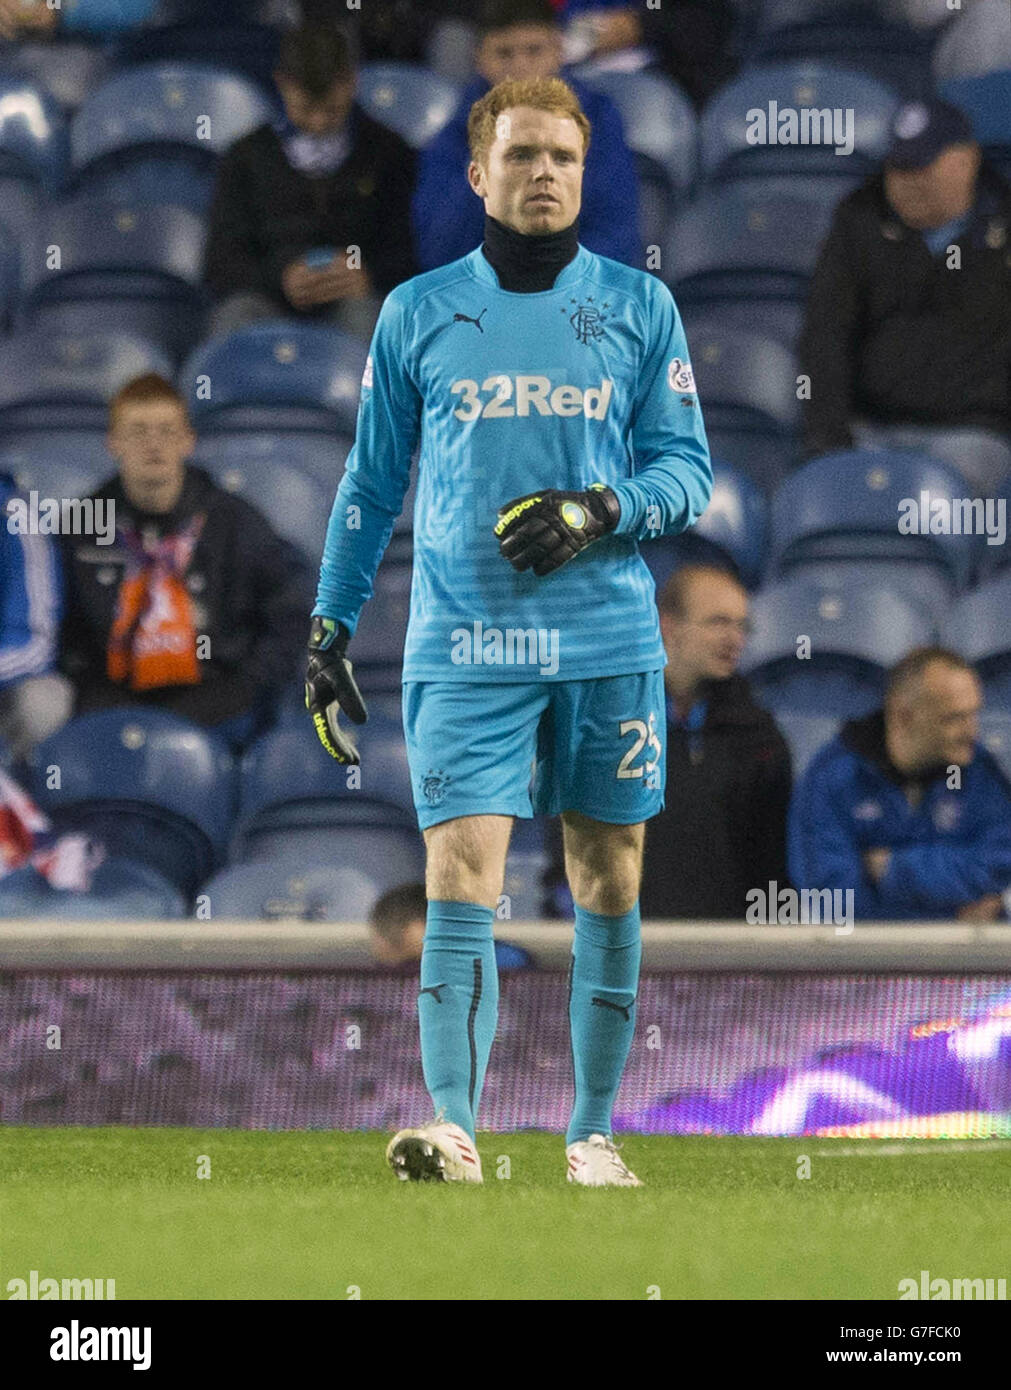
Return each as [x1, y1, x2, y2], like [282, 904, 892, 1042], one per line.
[306, 76, 712, 1186]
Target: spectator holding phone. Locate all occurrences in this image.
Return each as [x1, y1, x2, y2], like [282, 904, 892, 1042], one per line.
[204, 19, 417, 340]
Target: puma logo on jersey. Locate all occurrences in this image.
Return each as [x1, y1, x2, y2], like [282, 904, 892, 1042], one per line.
[453, 308, 487, 332]
[451, 375, 614, 421]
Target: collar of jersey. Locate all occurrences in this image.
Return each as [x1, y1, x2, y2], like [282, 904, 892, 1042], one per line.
[466, 243, 591, 296]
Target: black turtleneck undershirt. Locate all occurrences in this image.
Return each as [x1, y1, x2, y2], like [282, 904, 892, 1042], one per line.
[481, 213, 579, 293]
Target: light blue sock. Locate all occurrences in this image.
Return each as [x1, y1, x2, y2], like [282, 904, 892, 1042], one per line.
[566, 902, 642, 1145]
[418, 900, 499, 1142]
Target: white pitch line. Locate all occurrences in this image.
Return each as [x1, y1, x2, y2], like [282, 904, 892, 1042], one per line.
[814, 1140, 1011, 1157]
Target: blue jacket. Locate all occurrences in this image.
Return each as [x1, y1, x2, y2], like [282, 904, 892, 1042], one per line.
[0, 475, 63, 690]
[411, 74, 640, 271]
[788, 709, 1011, 920]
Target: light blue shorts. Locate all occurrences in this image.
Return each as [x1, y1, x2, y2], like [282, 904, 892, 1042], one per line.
[403, 671, 665, 829]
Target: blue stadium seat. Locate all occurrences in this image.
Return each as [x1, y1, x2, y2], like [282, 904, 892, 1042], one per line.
[771, 709, 841, 780]
[665, 185, 834, 309]
[180, 321, 366, 437]
[0, 856, 186, 920]
[0, 40, 113, 113]
[943, 572, 1011, 706]
[28, 711, 238, 899]
[0, 438, 113, 499]
[237, 711, 415, 856]
[750, 3, 933, 98]
[939, 73, 1011, 182]
[0, 217, 19, 330]
[979, 708, 1011, 782]
[199, 857, 386, 922]
[355, 63, 462, 149]
[0, 330, 173, 446]
[235, 823, 425, 884]
[933, 0, 1011, 83]
[193, 449, 330, 567]
[574, 68, 696, 200]
[115, 20, 282, 96]
[0, 73, 68, 255]
[682, 300, 805, 353]
[346, 557, 412, 693]
[70, 63, 276, 212]
[194, 432, 353, 495]
[687, 324, 800, 493]
[770, 449, 979, 611]
[852, 421, 1011, 495]
[741, 576, 936, 717]
[20, 195, 207, 362]
[640, 459, 769, 590]
[699, 62, 899, 184]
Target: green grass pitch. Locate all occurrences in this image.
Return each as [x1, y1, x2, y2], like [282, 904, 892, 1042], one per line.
[2, 1128, 1009, 1300]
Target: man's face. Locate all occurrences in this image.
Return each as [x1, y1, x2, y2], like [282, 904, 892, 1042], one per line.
[469, 105, 584, 235]
[477, 23, 561, 85]
[275, 75, 355, 136]
[890, 663, 982, 770]
[107, 400, 194, 514]
[660, 574, 751, 685]
[370, 917, 425, 966]
[884, 143, 980, 229]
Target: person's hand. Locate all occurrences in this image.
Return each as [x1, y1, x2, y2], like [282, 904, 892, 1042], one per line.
[956, 894, 1004, 923]
[0, 0, 59, 37]
[305, 617, 368, 764]
[586, 7, 642, 55]
[863, 848, 892, 884]
[305, 256, 373, 305]
[281, 257, 320, 311]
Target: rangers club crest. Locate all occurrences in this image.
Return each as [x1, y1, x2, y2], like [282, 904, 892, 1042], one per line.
[422, 770, 450, 806]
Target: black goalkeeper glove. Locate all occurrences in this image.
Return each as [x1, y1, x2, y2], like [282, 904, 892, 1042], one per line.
[494, 484, 621, 577]
[305, 616, 368, 764]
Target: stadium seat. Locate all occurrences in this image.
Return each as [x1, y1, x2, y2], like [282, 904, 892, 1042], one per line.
[179, 321, 366, 437]
[686, 324, 800, 493]
[114, 18, 283, 96]
[236, 711, 416, 857]
[0, 217, 19, 331]
[939, 73, 1011, 182]
[193, 432, 353, 495]
[698, 62, 899, 184]
[771, 709, 841, 780]
[345, 557, 412, 694]
[978, 708, 1011, 783]
[235, 823, 426, 885]
[193, 450, 330, 567]
[750, 3, 933, 98]
[574, 69, 697, 195]
[933, 0, 1011, 83]
[639, 459, 769, 590]
[70, 63, 276, 212]
[0, 330, 173, 446]
[769, 449, 979, 612]
[851, 420, 1011, 495]
[20, 195, 208, 362]
[943, 572, 1011, 706]
[664, 185, 834, 310]
[682, 300, 805, 354]
[0, 856, 186, 920]
[0, 437, 113, 499]
[355, 63, 462, 149]
[28, 711, 238, 899]
[199, 858, 386, 922]
[741, 575, 936, 717]
[0, 40, 113, 113]
[0, 73, 68, 254]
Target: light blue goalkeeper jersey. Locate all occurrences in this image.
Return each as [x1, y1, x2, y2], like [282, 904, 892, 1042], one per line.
[314, 243, 712, 682]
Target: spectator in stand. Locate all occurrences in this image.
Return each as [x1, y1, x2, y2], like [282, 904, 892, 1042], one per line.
[0, 0, 157, 39]
[204, 19, 417, 341]
[0, 473, 73, 761]
[369, 882, 533, 971]
[60, 373, 310, 750]
[543, 565, 792, 920]
[560, 0, 737, 111]
[799, 98, 1011, 491]
[789, 648, 1011, 922]
[412, 0, 639, 271]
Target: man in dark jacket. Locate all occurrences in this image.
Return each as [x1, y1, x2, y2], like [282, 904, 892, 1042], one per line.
[544, 565, 792, 919]
[412, 0, 639, 270]
[798, 98, 1011, 489]
[203, 20, 417, 340]
[789, 648, 1011, 922]
[61, 374, 310, 749]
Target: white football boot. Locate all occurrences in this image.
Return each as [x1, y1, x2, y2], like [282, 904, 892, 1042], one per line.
[386, 1119, 483, 1183]
[566, 1133, 643, 1187]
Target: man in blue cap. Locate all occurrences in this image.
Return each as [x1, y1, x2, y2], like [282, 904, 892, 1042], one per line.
[799, 98, 1011, 489]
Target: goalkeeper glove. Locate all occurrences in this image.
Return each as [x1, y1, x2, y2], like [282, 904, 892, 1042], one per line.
[494, 484, 621, 577]
[305, 616, 368, 764]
